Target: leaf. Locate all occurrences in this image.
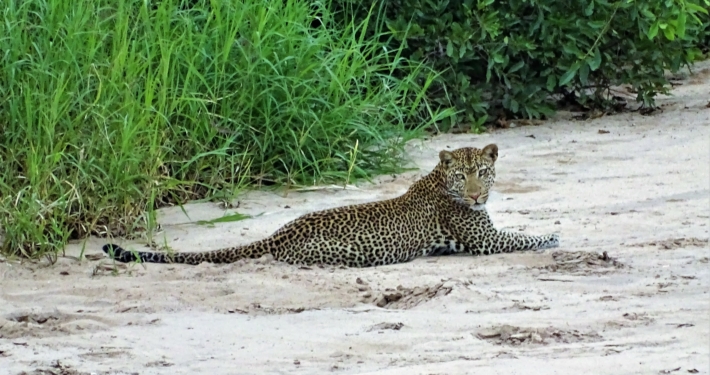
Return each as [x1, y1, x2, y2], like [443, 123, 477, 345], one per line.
[562, 43, 582, 57]
[446, 40, 454, 57]
[451, 22, 463, 36]
[546, 74, 557, 91]
[662, 25, 675, 41]
[508, 60, 525, 73]
[579, 62, 590, 85]
[588, 20, 606, 29]
[641, 8, 656, 20]
[584, 1, 594, 16]
[648, 20, 659, 40]
[538, 105, 555, 117]
[473, 115, 488, 130]
[686, 3, 708, 14]
[526, 107, 539, 118]
[486, 58, 495, 82]
[196, 212, 253, 226]
[671, 52, 682, 71]
[559, 62, 581, 86]
[675, 12, 686, 39]
[509, 99, 519, 113]
[588, 48, 602, 71]
[503, 74, 512, 89]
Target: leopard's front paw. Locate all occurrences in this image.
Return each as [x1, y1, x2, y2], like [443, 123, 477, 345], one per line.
[538, 233, 560, 250]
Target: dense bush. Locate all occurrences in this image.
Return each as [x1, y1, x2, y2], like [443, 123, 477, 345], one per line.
[0, 0, 451, 257]
[700, 15, 710, 52]
[335, 0, 709, 131]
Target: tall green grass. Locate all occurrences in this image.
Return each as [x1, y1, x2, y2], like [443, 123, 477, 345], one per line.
[0, 0, 452, 258]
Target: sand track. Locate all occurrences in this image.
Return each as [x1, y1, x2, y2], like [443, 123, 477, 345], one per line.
[1, 61, 708, 374]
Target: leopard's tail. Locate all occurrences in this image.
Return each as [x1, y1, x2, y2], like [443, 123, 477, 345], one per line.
[102, 240, 272, 265]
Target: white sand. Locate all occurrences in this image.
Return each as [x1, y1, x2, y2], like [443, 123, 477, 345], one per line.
[1, 61, 708, 375]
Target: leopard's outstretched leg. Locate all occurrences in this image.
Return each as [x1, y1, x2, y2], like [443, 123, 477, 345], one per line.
[467, 230, 559, 255]
[446, 208, 559, 255]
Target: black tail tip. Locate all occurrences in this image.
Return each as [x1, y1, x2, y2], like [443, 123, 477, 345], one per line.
[102, 243, 124, 257]
[102, 243, 138, 263]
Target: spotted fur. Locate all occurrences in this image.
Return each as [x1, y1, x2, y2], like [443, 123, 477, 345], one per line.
[103, 144, 559, 267]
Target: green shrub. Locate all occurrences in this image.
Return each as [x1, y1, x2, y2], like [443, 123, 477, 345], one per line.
[336, 0, 709, 131]
[0, 0, 451, 257]
[700, 14, 710, 54]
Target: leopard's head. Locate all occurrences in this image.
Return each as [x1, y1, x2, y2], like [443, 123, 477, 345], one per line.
[438, 144, 498, 209]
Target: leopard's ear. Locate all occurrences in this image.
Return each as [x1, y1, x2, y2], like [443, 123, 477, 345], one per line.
[439, 150, 454, 167]
[482, 144, 498, 163]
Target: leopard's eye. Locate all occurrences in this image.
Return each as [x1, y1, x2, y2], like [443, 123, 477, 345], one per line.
[456, 174, 465, 181]
[478, 168, 487, 177]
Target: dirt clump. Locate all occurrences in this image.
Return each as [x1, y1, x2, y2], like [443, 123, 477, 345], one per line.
[631, 237, 708, 250]
[370, 282, 454, 309]
[476, 324, 603, 346]
[539, 250, 625, 274]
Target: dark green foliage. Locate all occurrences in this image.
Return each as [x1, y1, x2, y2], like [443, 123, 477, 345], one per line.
[335, 0, 709, 131]
[699, 15, 710, 53]
[0, 0, 450, 257]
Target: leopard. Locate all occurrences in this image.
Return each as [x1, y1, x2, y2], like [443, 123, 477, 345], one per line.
[103, 144, 560, 268]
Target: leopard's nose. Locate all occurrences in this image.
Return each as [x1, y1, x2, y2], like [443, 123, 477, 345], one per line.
[469, 193, 480, 201]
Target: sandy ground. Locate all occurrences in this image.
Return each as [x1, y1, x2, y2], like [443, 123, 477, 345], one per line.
[1, 62, 709, 375]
